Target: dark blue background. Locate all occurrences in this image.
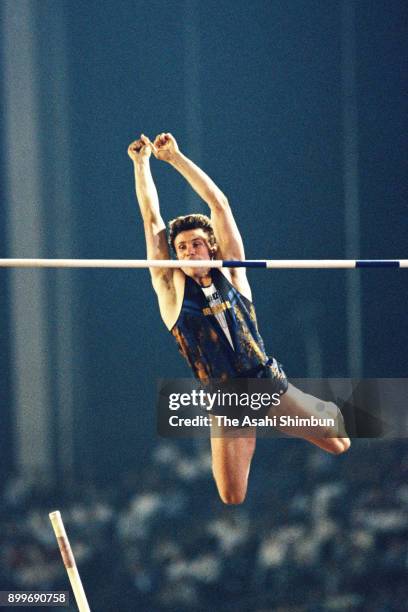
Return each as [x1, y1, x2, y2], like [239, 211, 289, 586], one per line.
[1, 0, 407, 479]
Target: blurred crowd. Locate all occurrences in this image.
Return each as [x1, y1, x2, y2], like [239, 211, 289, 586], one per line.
[0, 439, 407, 612]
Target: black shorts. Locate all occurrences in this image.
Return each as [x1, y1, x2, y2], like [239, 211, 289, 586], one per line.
[209, 357, 288, 422]
[238, 357, 288, 394]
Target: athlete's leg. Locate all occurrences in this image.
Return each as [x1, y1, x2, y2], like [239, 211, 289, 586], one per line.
[272, 383, 351, 454]
[210, 423, 257, 505]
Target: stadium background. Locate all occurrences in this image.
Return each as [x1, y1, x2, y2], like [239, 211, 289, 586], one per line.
[0, 1, 407, 610]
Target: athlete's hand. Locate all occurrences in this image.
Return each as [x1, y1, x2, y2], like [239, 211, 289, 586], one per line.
[152, 132, 179, 162]
[127, 135, 152, 163]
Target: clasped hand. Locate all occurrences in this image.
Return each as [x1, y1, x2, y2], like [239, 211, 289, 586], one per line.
[127, 132, 179, 163]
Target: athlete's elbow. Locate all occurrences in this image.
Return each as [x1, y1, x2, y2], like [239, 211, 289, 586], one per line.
[208, 193, 229, 211]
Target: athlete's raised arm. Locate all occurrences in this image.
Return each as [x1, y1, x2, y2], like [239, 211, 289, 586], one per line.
[127, 136, 177, 305]
[151, 133, 246, 264]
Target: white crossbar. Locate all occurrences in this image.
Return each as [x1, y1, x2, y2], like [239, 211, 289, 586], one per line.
[0, 259, 407, 269]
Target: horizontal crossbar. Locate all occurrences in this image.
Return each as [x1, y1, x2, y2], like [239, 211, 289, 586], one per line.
[0, 259, 407, 269]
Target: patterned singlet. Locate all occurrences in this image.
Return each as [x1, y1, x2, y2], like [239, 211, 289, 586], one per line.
[171, 269, 269, 383]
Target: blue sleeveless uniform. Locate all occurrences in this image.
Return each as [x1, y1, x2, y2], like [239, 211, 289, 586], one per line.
[171, 270, 287, 394]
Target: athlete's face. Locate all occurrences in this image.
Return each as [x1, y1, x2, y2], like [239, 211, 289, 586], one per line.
[174, 229, 213, 260]
[174, 228, 214, 280]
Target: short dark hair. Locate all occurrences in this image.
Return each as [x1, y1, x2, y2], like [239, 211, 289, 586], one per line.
[168, 214, 216, 254]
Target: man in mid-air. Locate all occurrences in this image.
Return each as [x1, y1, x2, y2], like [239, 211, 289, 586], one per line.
[128, 132, 350, 505]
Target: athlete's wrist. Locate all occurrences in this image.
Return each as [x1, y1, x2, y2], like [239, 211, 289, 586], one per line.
[133, 158, 151, 173]
[167, 150, 185, 167]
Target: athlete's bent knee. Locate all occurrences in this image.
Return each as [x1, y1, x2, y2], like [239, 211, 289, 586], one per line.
[329, 437, 351, 455]
[219, 489, 247, 505]
[215, 479, 248, 505]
